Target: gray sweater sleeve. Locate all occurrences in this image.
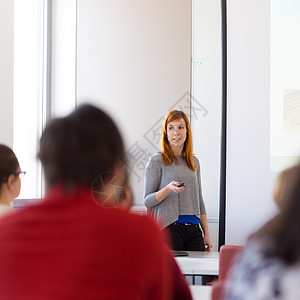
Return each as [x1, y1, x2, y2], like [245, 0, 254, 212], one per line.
[195, 157, 207, 215]
[143, 155, 161, 208]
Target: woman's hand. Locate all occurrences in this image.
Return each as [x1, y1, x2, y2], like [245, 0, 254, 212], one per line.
[168, 181, 186, 194]
[204, 234, 213, 252]
[154, 181, 185, 202]
[199, 214, 213, 252]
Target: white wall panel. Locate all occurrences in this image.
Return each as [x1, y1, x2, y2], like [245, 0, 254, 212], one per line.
[0, 0, 13, 147]
[226, 0, 278, 244]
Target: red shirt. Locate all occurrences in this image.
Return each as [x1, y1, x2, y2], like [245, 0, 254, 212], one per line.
[0, 185, 191, 300]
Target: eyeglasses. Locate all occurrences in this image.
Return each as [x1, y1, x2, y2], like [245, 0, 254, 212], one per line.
[13, 171, 26, 178]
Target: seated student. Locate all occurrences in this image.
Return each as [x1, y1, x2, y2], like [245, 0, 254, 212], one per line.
[0, 144, 23, 217]
[0, 104, 192, 300]
[225, 164, 300, 300]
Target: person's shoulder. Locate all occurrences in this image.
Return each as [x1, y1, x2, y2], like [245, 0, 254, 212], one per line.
[192, 154, 199, 162]
[192, 155, 200, 167]
[148, 152, 163, 165]
[0, 208, 27, 237]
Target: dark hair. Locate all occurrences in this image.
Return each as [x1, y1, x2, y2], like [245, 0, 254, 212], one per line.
[253, 163, 300, 265]
[38, 104, 125, 190]
[0, 144, 20, 191]
[273, 165, 300, 210]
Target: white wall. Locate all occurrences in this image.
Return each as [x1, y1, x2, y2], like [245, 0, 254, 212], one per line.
[76, 0, 191, 205]
[226, 0, 278, 244]
[51, 0, 76, 117]
[192, 0, 222, 220]
[0, 0, 13, 147]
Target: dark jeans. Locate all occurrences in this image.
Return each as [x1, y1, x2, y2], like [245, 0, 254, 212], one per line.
[165, 223, 205, 251]
[165, 223, 217, 285]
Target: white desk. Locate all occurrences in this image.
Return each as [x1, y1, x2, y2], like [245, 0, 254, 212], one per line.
[189, 285, 212, 300]
[175, 251, 219, 276]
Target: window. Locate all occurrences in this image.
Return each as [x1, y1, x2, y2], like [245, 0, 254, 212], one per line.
[13, 0, 50, 199]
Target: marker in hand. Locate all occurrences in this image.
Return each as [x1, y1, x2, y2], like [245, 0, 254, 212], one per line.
[177, 182, 185, 187]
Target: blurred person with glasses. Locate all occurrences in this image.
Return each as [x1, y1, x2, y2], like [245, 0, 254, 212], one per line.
[0, 144, 25, 217]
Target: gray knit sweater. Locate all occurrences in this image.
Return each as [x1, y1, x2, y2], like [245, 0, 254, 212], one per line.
[143, 152, 206, 228]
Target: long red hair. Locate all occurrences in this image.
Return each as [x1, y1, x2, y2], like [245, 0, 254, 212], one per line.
[161, 110, 196, 171]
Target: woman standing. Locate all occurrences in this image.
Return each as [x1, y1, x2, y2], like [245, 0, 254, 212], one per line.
[144, 110, 212, 251]
[0, 144, 23, 217]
